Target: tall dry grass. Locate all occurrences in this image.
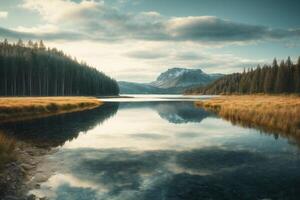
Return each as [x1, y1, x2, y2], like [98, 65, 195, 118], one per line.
[196, 95, 300, 137]
[0, 131, 16, 169]
[0, 97, 102, 123]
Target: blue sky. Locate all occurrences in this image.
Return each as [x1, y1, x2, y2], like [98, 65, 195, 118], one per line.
[0, 0, 299, 82]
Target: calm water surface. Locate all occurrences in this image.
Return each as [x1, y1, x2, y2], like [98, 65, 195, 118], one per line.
[2, 95, 300, 200]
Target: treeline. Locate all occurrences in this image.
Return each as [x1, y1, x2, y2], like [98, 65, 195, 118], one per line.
[0, 39, 119, 96]
[185, 57, 300, 94]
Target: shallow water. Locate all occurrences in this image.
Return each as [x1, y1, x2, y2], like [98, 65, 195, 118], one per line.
[2, 95, 300, 200]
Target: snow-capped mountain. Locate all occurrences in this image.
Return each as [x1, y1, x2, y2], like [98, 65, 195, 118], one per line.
[151, 68, 220, 89]
[118, 67, 223, 94]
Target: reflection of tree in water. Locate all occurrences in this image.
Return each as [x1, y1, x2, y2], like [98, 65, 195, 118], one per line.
[208, 112, 300, 148]
[0, 103, 118, 199]
[0, 102, 119, 148]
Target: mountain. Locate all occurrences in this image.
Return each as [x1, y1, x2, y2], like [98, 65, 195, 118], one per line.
[118, 81, 167, 94]
[119, 67, 223, 94]
[151, 68, 223, 89]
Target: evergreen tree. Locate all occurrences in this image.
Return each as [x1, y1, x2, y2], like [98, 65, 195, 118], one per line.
[275, 61, 288, 93]
[39, 40, 46, 50]
[264, 67, 273, 93]
[268, 58, 279, 93]
[17, 39, 24, 47]
[295, 57, 300, 93]
[27, 40, 34, 48]
[0, 39, 119, 96]
[250, 65, 261, 93]
[286, 56, 293, 92]
[186, 57, 299, 95]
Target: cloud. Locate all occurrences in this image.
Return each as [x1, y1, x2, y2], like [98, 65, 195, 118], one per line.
[0, 26, 84, 41]
[16, 0, 300, 44]
[125, 50, 168, 59]
[14, 24, 59, 34]
[175, 52, 206, 60]
[166, 16, 267, 42]
[21, 0, 104, 23]
[122, 46, 265, 75]
[117, 0, 140, 5]
[139, 11, 161, 18]
[0, 0, 295, 82]
[0, 11, 8, 19]
[124, 48, 206, 61]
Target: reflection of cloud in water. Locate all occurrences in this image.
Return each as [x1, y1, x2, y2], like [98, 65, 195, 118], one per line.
[33, 146, 300, 200]
[62, 109, 244, 151]
[176, 148, 266, 171]
[20, 101, 300, 199]
[30, 173, 106, 199]
[129, 133, 169, 140]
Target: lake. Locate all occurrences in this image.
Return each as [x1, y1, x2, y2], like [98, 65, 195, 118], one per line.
[1, 95, 300, 200]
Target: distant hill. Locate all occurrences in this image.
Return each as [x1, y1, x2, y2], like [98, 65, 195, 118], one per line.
[118, 81, 167, 94]
[185, 57, 300, 95]
[119, 67, 223, 94]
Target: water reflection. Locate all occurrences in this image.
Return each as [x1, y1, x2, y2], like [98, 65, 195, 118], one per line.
[0, 103, 119, 199]
[222, 117, 300, 149]
[119, 101, 213, 123]
[154, 101, 214, 124]
[0, 103, 119, 148]
[33, 147, 300, 200]
[24, 99, 300, 200]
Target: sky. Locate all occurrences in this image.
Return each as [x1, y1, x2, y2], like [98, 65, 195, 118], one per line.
[0, 0, 300, 82]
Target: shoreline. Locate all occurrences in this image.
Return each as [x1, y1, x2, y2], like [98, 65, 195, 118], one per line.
[0, 131, 55, 200]
[195, 95, 300, 139]
[0, 97, 102, 123]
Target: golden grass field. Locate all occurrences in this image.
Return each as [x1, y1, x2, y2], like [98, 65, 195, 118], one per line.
[196, 95, 300, 137]
[0, 97, 102, 123]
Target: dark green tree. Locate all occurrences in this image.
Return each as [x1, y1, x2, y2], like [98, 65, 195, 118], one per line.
[295, 57, 300, 93]
[186, 57, 299, 95]
[0, 39, 119, 96]
[275, 61, 288, 93]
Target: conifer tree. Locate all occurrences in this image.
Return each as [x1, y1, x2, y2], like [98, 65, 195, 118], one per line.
[295, 57, 300, 93]
[275, 61, 288, 93]
[187, 57, 300, 95]
[264, 67, 273, 93]
[0, 39, 119, 96]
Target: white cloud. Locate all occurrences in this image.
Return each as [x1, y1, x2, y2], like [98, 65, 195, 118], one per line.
[14, 24, 59, 34]
[2, 0, 294, 82]
[21, 0, 104, 23]
[19, 0, 300, 43]
[140, 11, 161, 18]
[0, 11, 8, 19]
[44, 39, 264, 82]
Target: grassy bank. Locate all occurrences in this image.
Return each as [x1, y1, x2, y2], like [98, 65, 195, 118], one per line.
[0, 131, 15, 169]
[196, 95, 300, 136]
[0, 97, 102, 123]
